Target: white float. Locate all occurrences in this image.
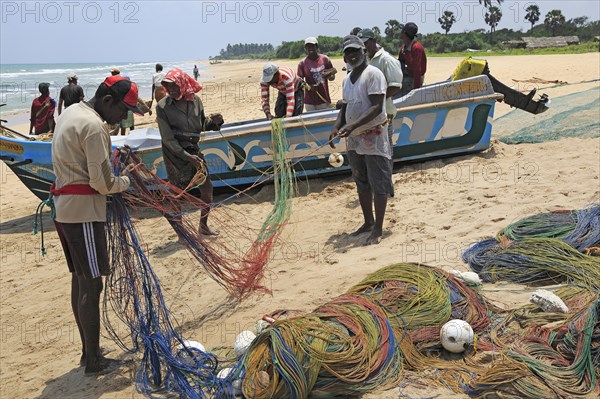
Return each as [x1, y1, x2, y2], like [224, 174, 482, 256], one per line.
[440, 319, 474, 353]
[233, 330, 256, 357]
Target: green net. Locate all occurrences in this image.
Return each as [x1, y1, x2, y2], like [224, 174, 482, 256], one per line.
[495, 87, 600, 144]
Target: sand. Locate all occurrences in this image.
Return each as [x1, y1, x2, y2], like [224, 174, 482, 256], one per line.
[1, 53, 599, 399]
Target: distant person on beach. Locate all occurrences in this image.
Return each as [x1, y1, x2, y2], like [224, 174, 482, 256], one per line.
[29, 83, 56, 135]
[260, 63, 304, 119]
[297, 37, 337, 111]
[329, 35, 393, 245]
[359, 28, 403, 158]
[58, 72, 84, 115]
[193, 65, 199, 81]
[110, 68, 120, 76]
[397, 22, 427, 96]
[115, 76, 152, 136]
[150, 63, 167, 107]
[52, 75, 141, 375]
[157, 68, 223, 236]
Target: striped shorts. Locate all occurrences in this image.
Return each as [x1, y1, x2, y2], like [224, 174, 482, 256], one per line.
[54, 221, 109, 279]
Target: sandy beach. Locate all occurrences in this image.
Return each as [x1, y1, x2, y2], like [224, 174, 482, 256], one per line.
[1, 53, 599, 398]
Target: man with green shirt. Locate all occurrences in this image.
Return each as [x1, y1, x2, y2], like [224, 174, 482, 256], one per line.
[358, 28, 403, 162]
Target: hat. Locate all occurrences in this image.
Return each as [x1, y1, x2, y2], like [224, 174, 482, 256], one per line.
[357, 28, 376, 42]
[102, 75, 143, 115]
[110, 68, 120, 75]
[261, 63, 279, 83]
[304, 37, 318, 46]
[38, 82, 50, 91]
[402, 22, 419, 39]
[342, 35, 365, 52]
[350, 27, 362, 36]
[67, 72, 77, 80]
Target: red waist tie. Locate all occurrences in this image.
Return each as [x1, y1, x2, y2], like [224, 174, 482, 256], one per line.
[50, 183, 99, 196]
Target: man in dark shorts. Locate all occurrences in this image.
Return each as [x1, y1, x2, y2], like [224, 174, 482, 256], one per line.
[52, 75, 142, 374]
[330, 35, 393, 245]
[58, 72, 84, 115]
[157, 68, 223, 235]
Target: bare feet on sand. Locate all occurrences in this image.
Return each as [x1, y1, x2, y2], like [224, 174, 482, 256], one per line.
[84, 356, 121, 376]
[350, 222, 374, 236]
[200, 226, 220, 236]
[366, 229, 383, 245]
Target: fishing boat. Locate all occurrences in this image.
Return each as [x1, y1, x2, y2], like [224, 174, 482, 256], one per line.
[0, 74, 544, 201]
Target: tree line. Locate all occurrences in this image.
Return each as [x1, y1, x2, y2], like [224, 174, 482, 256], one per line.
[214, 2, 598, 59]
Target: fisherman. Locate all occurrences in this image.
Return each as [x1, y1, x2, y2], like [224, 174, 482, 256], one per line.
[397, 22, 427, 96]
[330, 35, 393, 245]
[28, 82, 56, 135]
[297, 37, 337, 111]
[150, 63, 167, 107]
[58, 72, 84, 115]
[157, 68, 223, 235]
[260, 63, 304, 120]
[358, 28, 403, 160]
[193, 64, 199, 81]
[52, 75, 141, 374]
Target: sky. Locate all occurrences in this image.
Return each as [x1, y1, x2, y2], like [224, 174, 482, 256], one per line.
[1, 0, 599, 64]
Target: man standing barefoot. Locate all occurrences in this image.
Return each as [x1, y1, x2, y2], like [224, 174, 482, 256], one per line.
[330, 35, 393, 245]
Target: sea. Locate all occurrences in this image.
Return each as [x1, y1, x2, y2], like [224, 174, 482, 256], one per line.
[0, 61, 203, 126]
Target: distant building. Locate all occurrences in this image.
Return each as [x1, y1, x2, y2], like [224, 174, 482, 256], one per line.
[521, 36, 580, 49]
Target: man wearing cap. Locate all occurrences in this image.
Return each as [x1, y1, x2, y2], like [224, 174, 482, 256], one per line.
[297, 37, 337, 111]
[260, 63, 304, 119]
[330, 35, 393, 245]
[110, 68, 120, 76]
[358, 28, 403, 161]
[52, 75, 141, 375]
[28, 83, 56, 135]
[58, 73, 84, 115]
[397, 22, 427, 95]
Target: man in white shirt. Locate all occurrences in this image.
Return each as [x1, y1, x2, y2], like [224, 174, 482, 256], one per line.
[330, 35, 393, 245]
[359, 28, 403, 160]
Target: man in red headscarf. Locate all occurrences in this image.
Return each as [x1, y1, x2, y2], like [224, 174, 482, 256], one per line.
[29, 83, 56, 135]
[156, 68, 223, 236]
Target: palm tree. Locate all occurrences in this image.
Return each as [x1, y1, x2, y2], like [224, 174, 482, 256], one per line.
[438, 11, 457, 35]
[524, 4, 540, 31]
[478, 0, 503, 7]
[372, 26, 381, 36]
[485, 6, 503, 41]
[544, 9, 566, 36]
[384, 19, 402, 41]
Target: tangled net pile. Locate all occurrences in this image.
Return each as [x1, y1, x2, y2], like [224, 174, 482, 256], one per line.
[101, 119, 294, 397]
[463, 205, 600, 289]
[213, 263, 598, 398]
[205, 205, 599, 399]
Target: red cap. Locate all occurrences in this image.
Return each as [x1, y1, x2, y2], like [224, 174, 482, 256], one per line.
[102, 75, 143, 115]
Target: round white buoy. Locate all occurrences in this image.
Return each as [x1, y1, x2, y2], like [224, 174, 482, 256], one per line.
[176, 340, 206, 366]
[233, 330, 256, 357]
[328, 153, 344, 168]
[217, 367, 242, 395]
[440, 319, 474, 353]
[255, 319, 271, 335]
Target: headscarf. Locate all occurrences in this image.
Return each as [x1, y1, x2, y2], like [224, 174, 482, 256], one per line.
[162, 68, 202, 101]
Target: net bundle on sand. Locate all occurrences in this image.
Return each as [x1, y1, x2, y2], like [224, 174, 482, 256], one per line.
[463, 205, 600, 289]
[212, 263, 599, 399]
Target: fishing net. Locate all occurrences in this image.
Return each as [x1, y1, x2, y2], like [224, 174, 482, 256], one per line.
[496, 87, 600, 144]
[100, 119, 294, 397]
